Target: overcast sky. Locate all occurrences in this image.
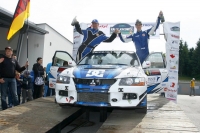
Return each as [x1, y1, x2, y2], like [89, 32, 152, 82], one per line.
[1, 0, 200, 53]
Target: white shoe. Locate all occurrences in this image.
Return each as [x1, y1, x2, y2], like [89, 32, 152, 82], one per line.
[71, 16, 78, 26]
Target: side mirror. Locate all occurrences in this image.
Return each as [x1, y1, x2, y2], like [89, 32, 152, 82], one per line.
[68, 60, 76, 67]
[142, 61, 151, 69]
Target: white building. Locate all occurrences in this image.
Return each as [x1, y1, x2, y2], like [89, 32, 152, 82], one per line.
[0, 7, 73, 69]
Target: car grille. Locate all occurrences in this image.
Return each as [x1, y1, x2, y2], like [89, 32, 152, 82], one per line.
[78, 93, 109, 103]
[73, 78, 116, 86]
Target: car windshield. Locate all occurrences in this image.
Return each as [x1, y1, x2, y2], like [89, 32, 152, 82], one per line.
[78, 51, 140, 66]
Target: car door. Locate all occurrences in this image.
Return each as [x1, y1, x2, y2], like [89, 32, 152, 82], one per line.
[143, 52, 168, 94]
[48, 51, 76, 88]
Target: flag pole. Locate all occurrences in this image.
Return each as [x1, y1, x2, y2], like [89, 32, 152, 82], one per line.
[26, 10, 29, 70]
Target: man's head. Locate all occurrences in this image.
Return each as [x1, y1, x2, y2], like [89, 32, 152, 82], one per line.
[192, 78, 195, 80]
[23, 70, 30, 77]
[12, 54, 17, 60]
[91, 19, 99, 30]
[63, 61, 68, 66]
[5, 46, 13, 58]
[37, 57, 43, 65]
[135, 19, 142, 32]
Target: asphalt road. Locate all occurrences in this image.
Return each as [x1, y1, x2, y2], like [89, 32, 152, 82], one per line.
[177, 95, 200, 131]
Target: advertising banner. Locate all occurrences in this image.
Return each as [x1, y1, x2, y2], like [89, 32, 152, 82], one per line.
[163, 22, 180, 102]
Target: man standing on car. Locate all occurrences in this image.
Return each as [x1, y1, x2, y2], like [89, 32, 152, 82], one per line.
[71, 17, 119, 62]
[0, 47, 28, 110]
[118, 11, 164, 64]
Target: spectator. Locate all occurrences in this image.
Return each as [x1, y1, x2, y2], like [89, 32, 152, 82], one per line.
[15, 71, 22, 104]
[21, 70, 33, 103]
[46, 63, 55, 96]
[32, 57, 44, 99]
[0, 46, 28, 110]
[12, 54, 17, 60]
[63, 61, 68, 67]
[190, 78, 195, 96]
[7, 54, 17, 107]
[7, 89, 13, 108]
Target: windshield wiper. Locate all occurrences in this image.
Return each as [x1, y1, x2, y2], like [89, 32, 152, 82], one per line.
[107, 63, 128, 65]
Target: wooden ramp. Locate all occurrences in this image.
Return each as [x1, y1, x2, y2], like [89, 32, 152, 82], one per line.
[0, 97, 82, 133]
[97, 94, 200, 133]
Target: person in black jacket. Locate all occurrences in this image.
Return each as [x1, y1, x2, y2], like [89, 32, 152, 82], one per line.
[0, 47, 28, 110]
[22, 70, 33, 103]
[32, 57, 44, 99]
[71, 18, 119, 62]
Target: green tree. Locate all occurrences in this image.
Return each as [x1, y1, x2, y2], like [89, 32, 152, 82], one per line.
[182, 41, 189, 76]
[179, 40, 184, 76]
[192, 39, 200, 78]
[188, 47, 195, 77]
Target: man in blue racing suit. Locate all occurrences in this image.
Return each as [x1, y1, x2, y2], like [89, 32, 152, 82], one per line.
[71, 18, 119, 62]
[119, 11, 164, 64]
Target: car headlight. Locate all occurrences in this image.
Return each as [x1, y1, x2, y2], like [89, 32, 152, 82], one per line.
[119, 77, 145, 86]
[57, 75, 70, 84]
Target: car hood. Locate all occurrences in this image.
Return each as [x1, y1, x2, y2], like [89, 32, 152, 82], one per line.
[71, 65, 141, 79]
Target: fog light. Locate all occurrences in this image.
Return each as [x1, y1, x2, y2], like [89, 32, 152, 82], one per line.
[122, 93, 137, 100]
[111, 98, 118, 102]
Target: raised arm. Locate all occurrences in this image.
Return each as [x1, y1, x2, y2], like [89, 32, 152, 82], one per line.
[147, 11, 164, 35]
[71, 16, 84, 35]
[103, 33, 117, 42]
[118, 33, 133, 43]
[15, 60, 26, 73]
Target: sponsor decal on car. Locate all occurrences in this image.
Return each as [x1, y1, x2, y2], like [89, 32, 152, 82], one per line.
[86, 69, 105, 77]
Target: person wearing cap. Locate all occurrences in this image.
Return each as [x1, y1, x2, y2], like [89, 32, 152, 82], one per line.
[0, 46, 29, 110]
[190, 78, 195, 96]
[118, 11, 164, 64]
[71, 18, 119, 62]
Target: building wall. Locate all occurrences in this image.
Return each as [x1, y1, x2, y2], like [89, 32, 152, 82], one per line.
[19, 32, 45, 70]
[37, 24, 73, 67]
[0, 27, 20, 54]
[0, 24, 73, 71]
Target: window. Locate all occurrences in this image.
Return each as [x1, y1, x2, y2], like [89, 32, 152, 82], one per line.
[78, 51, 139, 66]
[145, 53, 165, 68]
[53, 52, 72, 67]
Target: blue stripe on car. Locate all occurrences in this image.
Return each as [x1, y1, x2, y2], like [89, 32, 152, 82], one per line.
[147, 83, 159, 94]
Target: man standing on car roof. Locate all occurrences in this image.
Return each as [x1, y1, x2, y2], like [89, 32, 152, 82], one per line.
[118, 11, 165, 64]
[71, 17, 119, 62]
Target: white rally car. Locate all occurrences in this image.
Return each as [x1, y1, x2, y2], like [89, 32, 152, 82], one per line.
[50, 46, 168, 113]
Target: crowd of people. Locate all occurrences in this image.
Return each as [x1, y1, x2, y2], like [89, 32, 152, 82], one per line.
[0, 47, 52, 110]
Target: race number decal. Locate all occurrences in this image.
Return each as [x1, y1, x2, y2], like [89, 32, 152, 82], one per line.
[86, 70, 105, 77]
